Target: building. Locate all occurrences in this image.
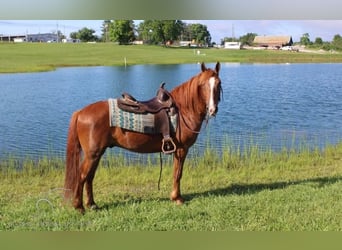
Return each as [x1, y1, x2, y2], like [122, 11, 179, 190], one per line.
[0, 33, 59, 42]
[62, 38, 81, 43]
[253, 35, 293, 49]
[0, 34, 25, 42]
[132, 40, 143, 45]
[27, 33, 58, 43]
[179, 40, 199, 47]
[13, 37, 26, 43]
[224, 41, 241, 49]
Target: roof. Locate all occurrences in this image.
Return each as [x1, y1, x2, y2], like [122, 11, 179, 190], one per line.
[253, 35, 293, 47]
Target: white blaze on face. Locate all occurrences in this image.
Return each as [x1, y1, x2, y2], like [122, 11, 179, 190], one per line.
[208, 77, 216, 116]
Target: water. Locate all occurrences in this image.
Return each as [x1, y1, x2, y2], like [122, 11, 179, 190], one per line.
[220, 63, 342, 150]
[1, 63, 342, 160]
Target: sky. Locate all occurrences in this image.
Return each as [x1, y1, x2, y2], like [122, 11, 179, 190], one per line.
[1, 20, 341, 43]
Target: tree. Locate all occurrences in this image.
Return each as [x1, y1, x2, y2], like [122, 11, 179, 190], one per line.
[332, 34, 342, 50]
[188, 23, 211, 45]
[137, 20, 154, 43]
[138, 20, 184, 45]
[57, 31, 66, 41]
[155, 20, 184, 44]
[239, 33, 257, 46]
[70, 27, 97, 42]
[322, 42, 332, 51]
[300, 33, 311, 46]
[109, 20, 135, 45]
[314, 37, 323, 46]
[70, 32, 78, 40]
[101, 20, 111, 42]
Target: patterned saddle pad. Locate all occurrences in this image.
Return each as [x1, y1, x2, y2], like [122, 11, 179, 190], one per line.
[108, 99, 177, 134]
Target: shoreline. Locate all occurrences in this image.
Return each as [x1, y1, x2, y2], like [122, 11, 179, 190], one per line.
[1, 43, 342, 74]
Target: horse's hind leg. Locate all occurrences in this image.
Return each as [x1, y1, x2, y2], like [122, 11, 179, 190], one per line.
[73, 162, 87, 213]
[74, 152, 103, 212]
[84, 156, 102, 210]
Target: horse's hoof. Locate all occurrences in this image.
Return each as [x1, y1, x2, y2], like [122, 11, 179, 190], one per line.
[88, 204, 100, 210]
[76, 207, 86, 214]
[171, 195, 184, 205]
[175, 199, 184, 205]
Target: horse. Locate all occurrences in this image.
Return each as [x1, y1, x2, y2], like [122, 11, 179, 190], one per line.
[64, 62, 222, 213]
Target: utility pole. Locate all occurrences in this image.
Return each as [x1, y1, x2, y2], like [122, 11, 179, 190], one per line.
[56, 21, 59, 42]
[105, 24, 109, 42]
[232, 23, 235, 41]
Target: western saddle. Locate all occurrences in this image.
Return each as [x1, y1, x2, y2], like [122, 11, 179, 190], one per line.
[117, 83, 177, 154]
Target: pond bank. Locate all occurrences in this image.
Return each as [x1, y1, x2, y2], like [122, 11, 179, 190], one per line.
[1, 43, 342, 73]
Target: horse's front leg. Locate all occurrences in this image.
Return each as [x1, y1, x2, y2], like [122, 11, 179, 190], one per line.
[171, 147, 188, 204]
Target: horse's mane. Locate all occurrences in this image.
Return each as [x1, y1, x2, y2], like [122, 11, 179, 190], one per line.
[170, 71, 207, 116]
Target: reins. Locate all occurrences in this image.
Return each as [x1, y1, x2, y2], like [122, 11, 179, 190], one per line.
[158, 152, 163, 190]
[179, 111, 201, 134]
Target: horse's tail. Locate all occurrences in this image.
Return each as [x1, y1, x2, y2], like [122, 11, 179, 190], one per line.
[64, 110, 81, 202]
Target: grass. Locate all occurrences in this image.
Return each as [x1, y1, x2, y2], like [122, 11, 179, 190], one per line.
[0, 143, 341, 231]
[1, 43, 342, 73]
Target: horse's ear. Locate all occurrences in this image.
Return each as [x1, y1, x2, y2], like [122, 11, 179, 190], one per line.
[201, 62, 207, 72]
[215, 62, 221, 74]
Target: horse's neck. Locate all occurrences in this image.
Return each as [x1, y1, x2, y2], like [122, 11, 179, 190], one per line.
[171, 81, 207, 126]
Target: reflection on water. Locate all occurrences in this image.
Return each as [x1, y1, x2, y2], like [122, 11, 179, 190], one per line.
[1, 63, 342, 160]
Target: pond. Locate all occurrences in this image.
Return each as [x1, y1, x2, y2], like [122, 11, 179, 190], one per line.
[1, 63, 342, 160]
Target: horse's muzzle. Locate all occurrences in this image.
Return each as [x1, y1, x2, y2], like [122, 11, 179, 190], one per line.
[208, 106, 218, 117]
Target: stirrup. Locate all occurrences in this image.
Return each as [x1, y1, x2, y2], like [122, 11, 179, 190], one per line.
[162, 136, 176, 154]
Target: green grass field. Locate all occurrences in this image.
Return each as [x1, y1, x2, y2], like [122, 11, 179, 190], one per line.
[1, 43, 342, 73]
[1, 144, 341, 231]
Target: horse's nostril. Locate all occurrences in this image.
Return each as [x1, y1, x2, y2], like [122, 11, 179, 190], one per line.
[209, 107, 217, 116]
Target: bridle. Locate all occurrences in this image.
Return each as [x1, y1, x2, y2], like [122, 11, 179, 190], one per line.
[179, 78, 222, 134]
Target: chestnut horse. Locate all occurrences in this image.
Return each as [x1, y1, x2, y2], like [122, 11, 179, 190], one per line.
[64, 62, 222, 212]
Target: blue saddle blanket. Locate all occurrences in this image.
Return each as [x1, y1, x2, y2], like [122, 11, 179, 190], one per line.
[108, 98, 177, 134]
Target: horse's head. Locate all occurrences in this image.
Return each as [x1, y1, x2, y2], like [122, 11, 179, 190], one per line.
[198, 62, 222, 117]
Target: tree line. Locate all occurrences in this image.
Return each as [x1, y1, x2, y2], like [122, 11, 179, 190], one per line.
[69, 20, 342, 51]
[299, 32, 342, 51]
[70, 20, 211, 46]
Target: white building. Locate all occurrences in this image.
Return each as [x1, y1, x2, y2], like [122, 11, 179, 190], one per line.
[224, 42, 241, 49]
[13, 37, 25, 43]
[62, 38, 81, 43]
